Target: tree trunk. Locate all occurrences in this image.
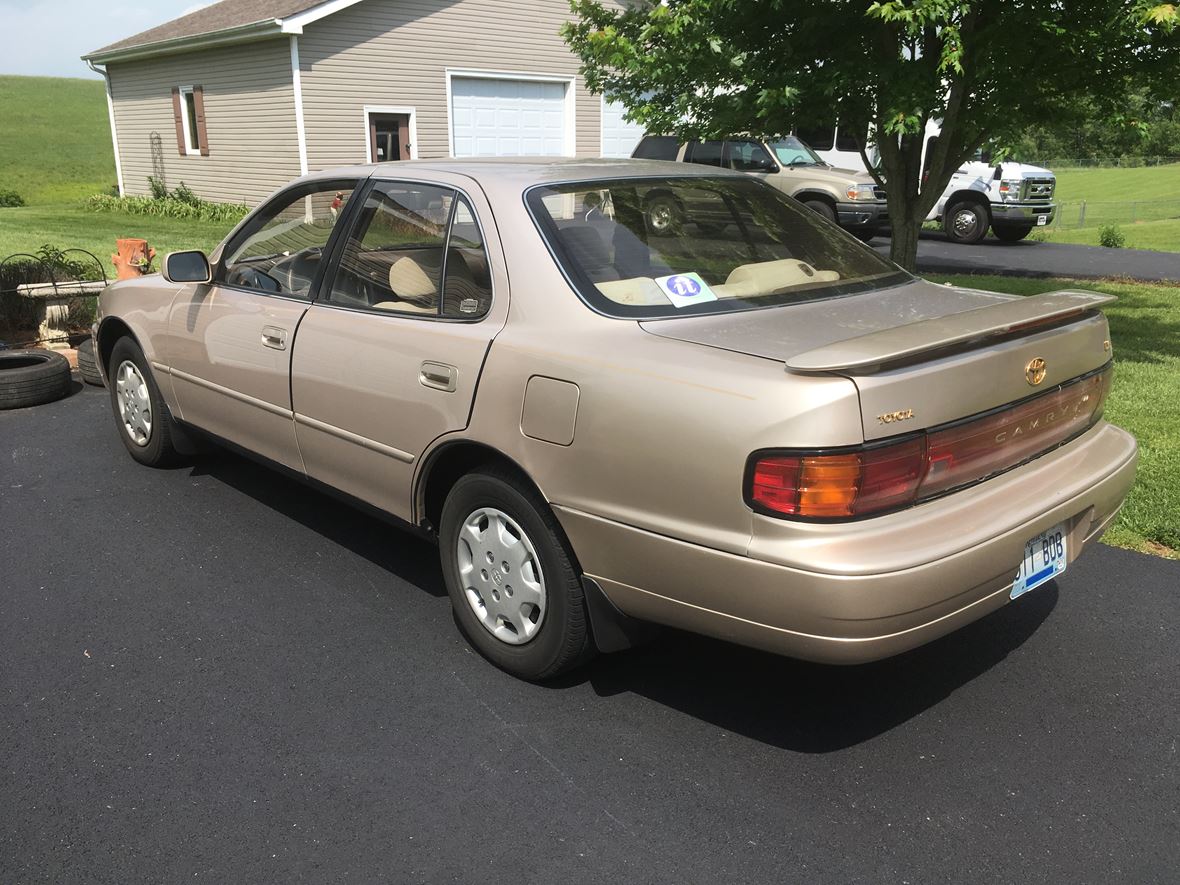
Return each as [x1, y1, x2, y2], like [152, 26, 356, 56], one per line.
[889, 213, 921, 271]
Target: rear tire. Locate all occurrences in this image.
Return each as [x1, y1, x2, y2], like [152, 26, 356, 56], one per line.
[993, 225, 1034, 242]
[644, 193, 683, 236]
[439, 468, 594, 681]
[944, 201, 989, 244]
[77, 338, 104, 386]
[107, 337, 183, 467]
[0, 349, 71, 410]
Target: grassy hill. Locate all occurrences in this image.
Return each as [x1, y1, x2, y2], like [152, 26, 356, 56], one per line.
[0, 75, 117, 205]
[1053, 163, 1180, 205]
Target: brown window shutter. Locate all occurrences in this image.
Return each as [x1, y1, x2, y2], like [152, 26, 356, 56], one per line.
[171, 87, 186, 155]
[193, 86, 209, 156]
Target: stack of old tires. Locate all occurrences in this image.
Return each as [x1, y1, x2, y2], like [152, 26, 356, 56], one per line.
[0, 339, 104, 410]
[77, 339, 104, 387]
[0, 349, 72, 409]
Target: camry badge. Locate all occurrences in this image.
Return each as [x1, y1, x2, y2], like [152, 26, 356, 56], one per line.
[1025, 357, 1047, 386]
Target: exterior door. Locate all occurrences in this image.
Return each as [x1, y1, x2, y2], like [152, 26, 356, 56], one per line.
[290, 176, 507, 521]
[165, 180, 356, 470]
[369, 114, 408, 162]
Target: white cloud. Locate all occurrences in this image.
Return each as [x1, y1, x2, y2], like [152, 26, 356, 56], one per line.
[0, 0, 209, 78]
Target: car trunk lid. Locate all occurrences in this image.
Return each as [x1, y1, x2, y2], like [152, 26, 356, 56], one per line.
[640, 280, 1115, 441]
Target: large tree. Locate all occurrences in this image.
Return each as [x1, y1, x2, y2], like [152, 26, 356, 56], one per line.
[563, 1, 1179, 269]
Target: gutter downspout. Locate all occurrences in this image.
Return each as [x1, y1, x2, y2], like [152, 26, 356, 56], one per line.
[86, 59, 125, 196]
[289, 35, 309, 176]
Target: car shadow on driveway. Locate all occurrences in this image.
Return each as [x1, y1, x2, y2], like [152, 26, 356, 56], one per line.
[581, 584, 1057, 753]
[186, 449, 447, 598]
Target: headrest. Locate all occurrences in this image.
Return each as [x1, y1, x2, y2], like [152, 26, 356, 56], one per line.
[389, 257, 437, 300]
[560, 226, 611, 268]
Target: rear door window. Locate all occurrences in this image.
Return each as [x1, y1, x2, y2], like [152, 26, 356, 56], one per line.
[327, 182, 492, 319]
[685, 141, 724, 167]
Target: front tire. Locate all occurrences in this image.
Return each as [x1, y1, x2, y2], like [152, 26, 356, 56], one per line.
[802, 199, 838, 224]
[993, 225, 1034, 242]
[944, 201, 989, 244]
[439, 468, 594, 680]
[107, 337, 182, 467]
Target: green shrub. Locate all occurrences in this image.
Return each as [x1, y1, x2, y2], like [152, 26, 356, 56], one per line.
[1099, 224, 1126, 248]
[171, 182, 200, 205]
[147, 175, 169, 200]
[84, 192, 249, 224]
[0, 189, 25, 207]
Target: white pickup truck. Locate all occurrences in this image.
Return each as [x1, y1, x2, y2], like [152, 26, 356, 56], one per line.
[801, 122, 1057, 244]
[932, 159, 1057, 244]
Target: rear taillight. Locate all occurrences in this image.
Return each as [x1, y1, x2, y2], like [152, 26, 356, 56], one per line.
[748, 365, 1112, 520]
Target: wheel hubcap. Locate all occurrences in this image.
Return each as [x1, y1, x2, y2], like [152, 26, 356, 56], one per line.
[649, 202, 673, 233]
[953, 209, 979, 238]
[456, 507, 546, 645]
[115, 360, 152, 447]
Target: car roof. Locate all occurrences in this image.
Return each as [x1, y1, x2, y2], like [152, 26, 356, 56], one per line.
[305, 157, 744, 190]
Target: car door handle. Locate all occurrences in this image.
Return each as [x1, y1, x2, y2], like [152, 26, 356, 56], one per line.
[261, 326, 287, 350]
[419, 361, 457, 392]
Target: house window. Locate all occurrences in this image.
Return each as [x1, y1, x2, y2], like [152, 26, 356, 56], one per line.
[172, 85, 208, 156]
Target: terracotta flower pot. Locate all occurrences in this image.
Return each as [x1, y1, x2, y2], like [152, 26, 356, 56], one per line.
[112, 238, 156, 280]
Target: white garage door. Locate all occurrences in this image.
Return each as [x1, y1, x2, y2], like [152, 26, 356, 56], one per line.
[450, 77, 569, 157]
[600, 98, 646, 158]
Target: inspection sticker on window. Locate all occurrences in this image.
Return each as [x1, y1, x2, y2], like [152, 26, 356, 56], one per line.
[655, 273, 718, 308]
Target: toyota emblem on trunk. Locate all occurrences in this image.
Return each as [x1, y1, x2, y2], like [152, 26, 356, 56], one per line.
[1026, 357, 1047, 386]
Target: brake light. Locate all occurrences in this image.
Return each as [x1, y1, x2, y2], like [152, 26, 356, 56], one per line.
[748, 366, 1112, 520]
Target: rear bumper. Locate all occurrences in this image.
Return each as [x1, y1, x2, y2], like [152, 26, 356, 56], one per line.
[554, 422, 1137, 664]
[991, 202, 1056, 228]
[836, 201, 889, 230]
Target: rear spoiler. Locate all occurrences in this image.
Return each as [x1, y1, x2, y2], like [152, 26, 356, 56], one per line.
[785, 289, 1116, 373]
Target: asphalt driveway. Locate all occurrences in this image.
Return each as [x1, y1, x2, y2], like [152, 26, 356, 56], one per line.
[2, 386, 1178, 883]
[876, 232, 1180, 282]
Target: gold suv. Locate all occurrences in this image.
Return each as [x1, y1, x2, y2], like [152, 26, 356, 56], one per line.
[93, 159, 1137, 680]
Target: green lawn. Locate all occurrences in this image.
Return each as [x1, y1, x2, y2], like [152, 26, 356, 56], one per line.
[0, 206, 232, 277]
[0, 75, 116, 206]
[1038, 217, 1180, 251]
[942, 274, 1179, 559]
[1052, 163, 1180, 204]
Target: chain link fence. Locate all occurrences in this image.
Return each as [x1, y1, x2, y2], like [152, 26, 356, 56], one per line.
[1052, 198, 1180, 229]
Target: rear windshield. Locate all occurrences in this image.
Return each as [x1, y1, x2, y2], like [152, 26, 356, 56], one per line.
[526, 176, 908, 319]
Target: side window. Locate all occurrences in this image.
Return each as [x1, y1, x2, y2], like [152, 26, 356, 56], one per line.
[329, 182, 454, 314]
[442, 197, 493, 319]
[220, 183, 353, 299]
[724, 140, 776, 172]
[632, 135, 680, 160]
[685, 140, 724, 167]
[796, 127, 835, 151]
[835, 127, 861, 152]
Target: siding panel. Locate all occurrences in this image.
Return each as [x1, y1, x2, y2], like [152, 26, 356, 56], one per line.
[299, 0, 618, 169]
[108, 40, 300, 204]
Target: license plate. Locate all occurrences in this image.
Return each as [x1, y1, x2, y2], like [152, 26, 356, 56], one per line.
[1011, 523, 1067, 599]
[1036, 214, 1048, 226]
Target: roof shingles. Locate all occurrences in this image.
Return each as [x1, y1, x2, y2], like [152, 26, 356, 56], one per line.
[88, 0, 322, 57]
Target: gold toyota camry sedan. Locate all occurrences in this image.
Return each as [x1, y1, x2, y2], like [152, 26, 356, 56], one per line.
[93, 158, 1137, 680]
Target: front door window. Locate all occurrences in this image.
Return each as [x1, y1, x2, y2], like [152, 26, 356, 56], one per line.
[220, 183, 353, 298]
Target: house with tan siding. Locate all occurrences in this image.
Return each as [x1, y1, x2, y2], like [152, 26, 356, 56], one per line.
[83, 0, 641, 205]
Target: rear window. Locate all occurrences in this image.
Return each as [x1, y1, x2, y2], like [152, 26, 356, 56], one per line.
[632, 136, 680, 161]
[526, 176, 908, 319]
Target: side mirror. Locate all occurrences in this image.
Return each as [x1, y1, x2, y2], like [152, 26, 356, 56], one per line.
[162, 250, 212, 284]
